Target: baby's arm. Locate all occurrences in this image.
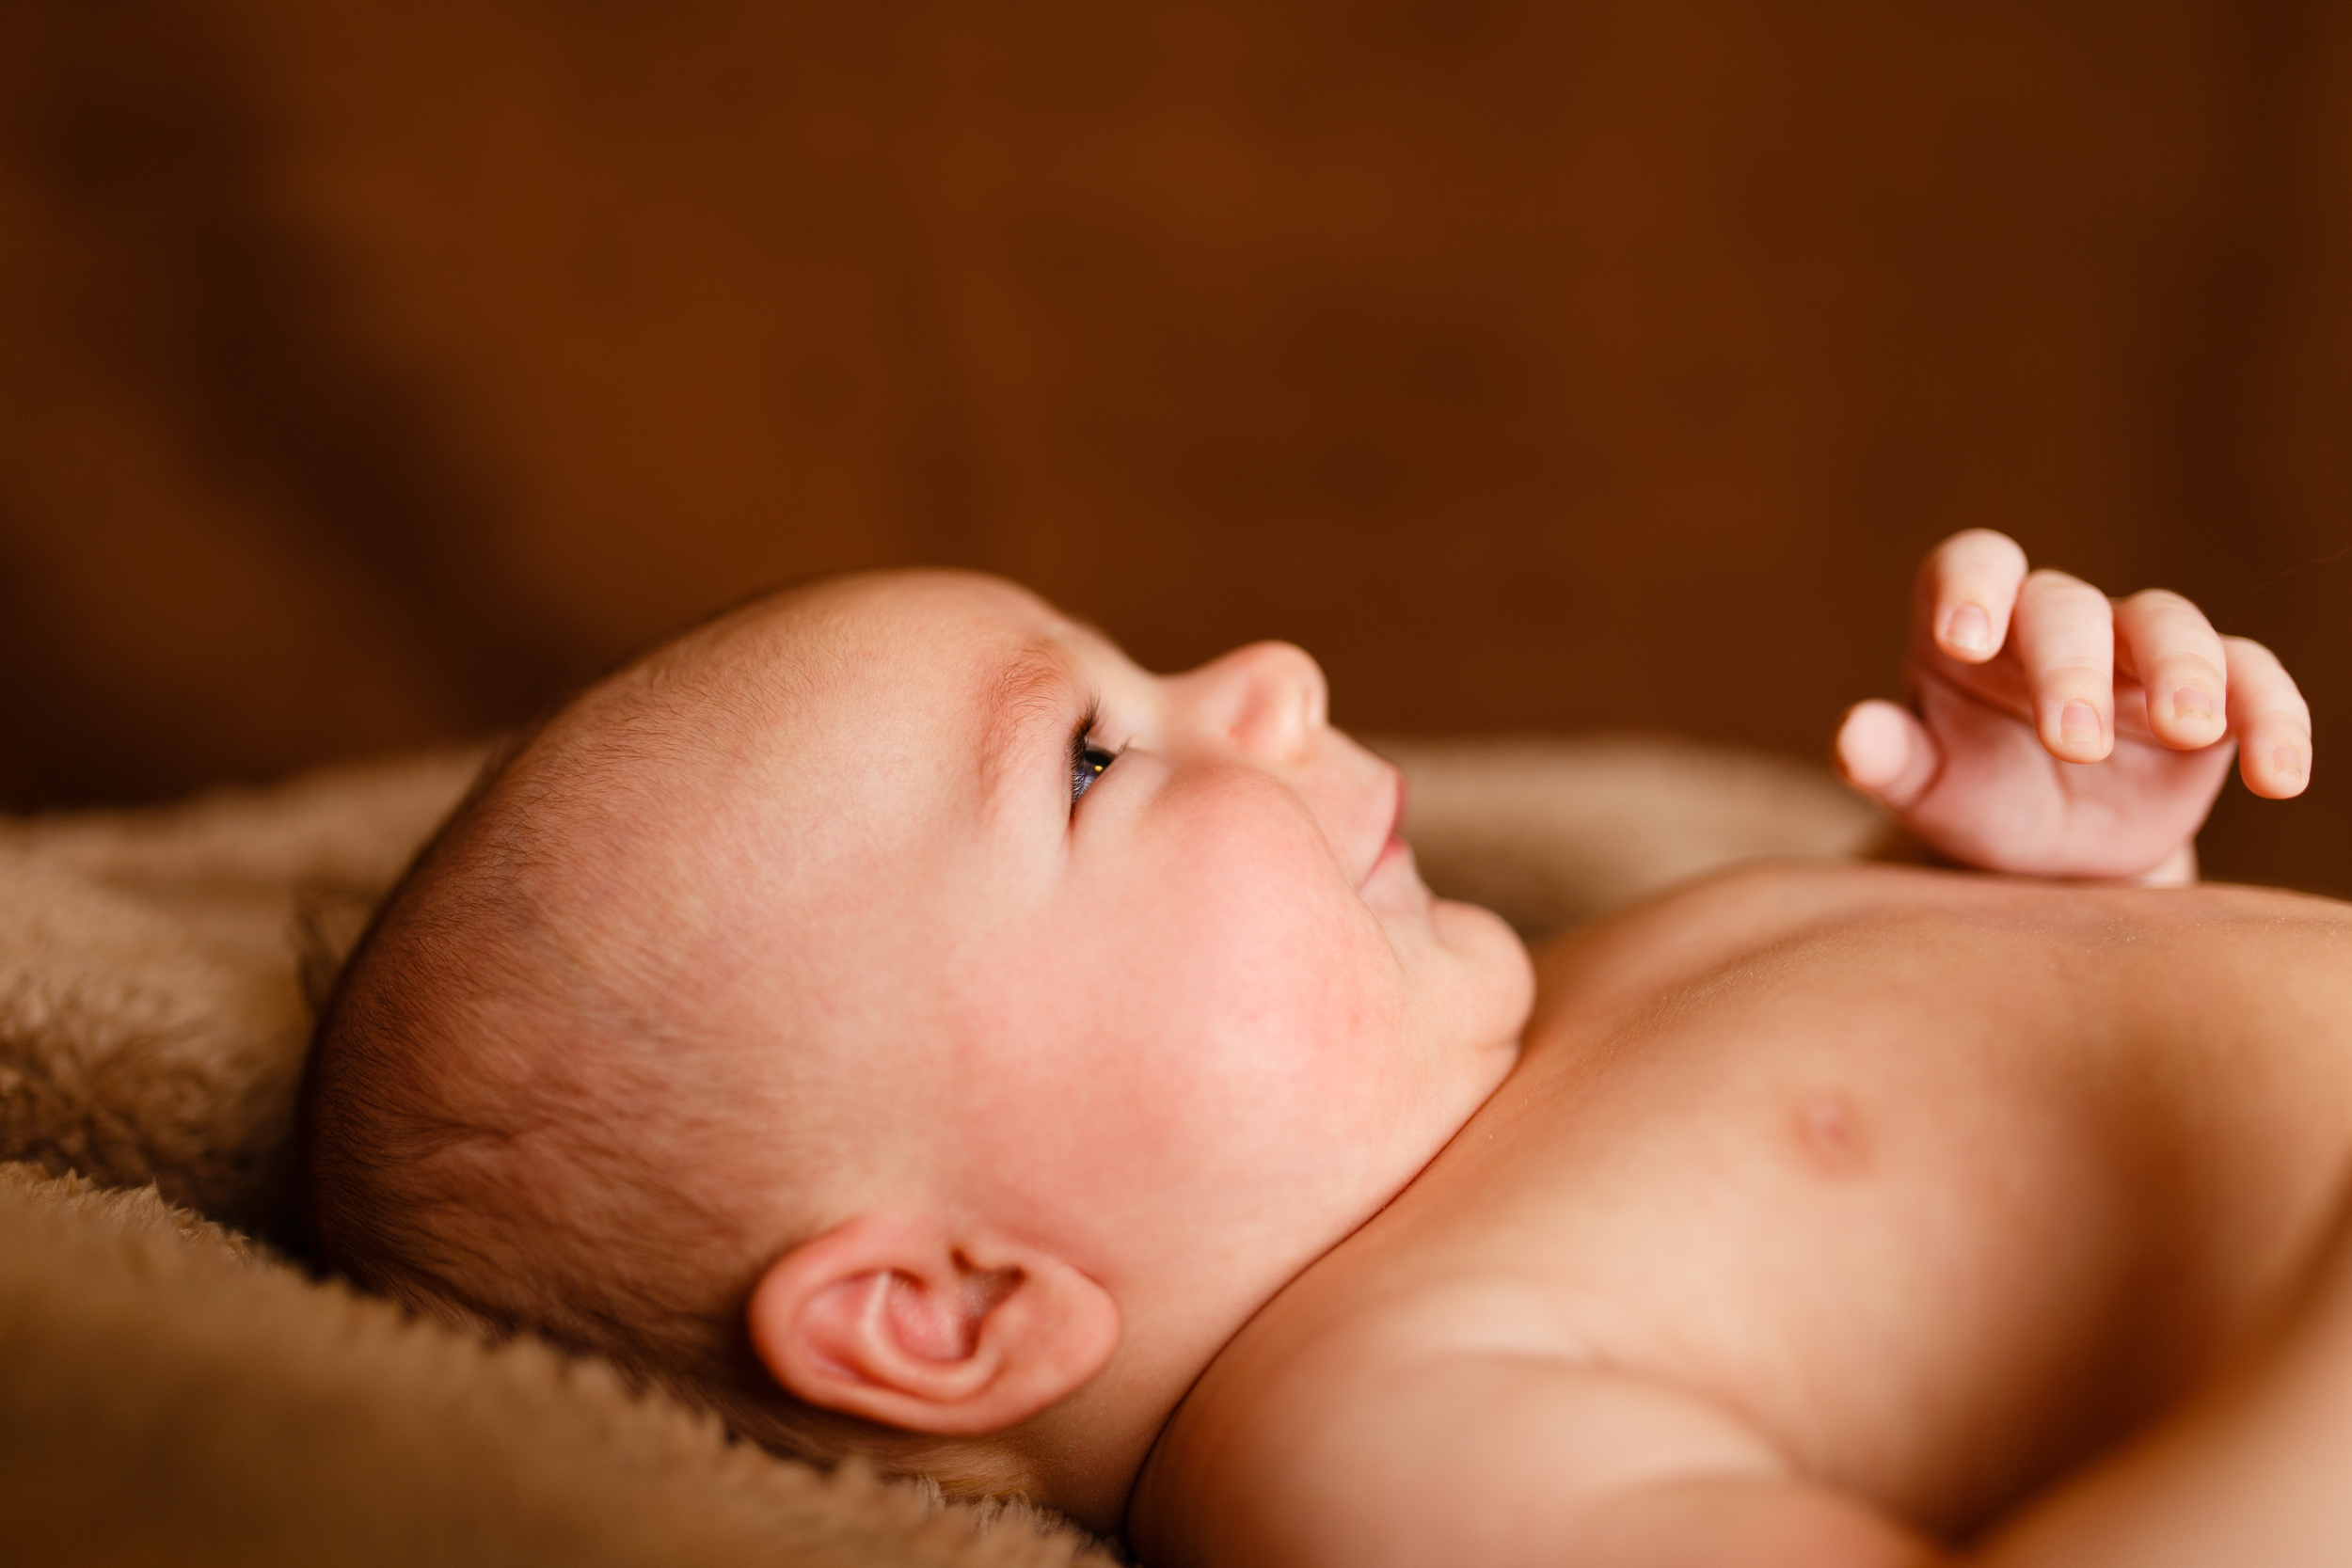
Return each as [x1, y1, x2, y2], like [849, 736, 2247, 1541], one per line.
[1835, 531, 2311, 881]
[1200, 1306, 2352, 1568]
[1164, 1339, 1936, 1568]
[1963, 1180, 2352, 1568]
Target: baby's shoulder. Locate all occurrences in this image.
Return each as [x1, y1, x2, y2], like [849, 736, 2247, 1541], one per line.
[1530, 858, 2352, 1035]
[1521, 858, 1943, 1029]
[1130, 1257, 1784, 1566]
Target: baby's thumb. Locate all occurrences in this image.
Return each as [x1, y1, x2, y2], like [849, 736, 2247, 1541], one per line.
[1835, 701, 1941, 814]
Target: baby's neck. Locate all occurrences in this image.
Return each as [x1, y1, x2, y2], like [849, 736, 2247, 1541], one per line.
[1004, 1339, 1209, 1530]
[1015, 1244, 1367, 1530]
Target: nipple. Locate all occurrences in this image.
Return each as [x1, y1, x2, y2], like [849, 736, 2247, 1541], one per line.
[1793, 1092, 1869, 1178]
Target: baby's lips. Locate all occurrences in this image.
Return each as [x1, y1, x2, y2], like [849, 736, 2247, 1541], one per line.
[1356, 764, 1410, 892]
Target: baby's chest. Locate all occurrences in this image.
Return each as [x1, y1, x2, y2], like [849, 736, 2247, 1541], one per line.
[1370, 963, 2338, 1528]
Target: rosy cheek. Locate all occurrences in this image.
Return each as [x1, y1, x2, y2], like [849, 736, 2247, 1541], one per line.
[1179, 890, 1407, 1160]
[999, 767, 1425, 1216]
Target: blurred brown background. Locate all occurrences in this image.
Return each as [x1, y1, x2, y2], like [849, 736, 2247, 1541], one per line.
[1, 1, 2345, 890]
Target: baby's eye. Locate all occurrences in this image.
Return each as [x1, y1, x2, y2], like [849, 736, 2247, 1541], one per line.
[1072, 739, 1116, 803]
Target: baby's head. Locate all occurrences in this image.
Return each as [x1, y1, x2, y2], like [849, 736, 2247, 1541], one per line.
[300, 570, 1532, 1526]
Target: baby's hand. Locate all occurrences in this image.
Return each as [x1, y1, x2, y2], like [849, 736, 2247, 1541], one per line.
[1836, 530, 2311, 882]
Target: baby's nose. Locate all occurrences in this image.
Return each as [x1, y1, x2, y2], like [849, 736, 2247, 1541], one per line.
[1181, 641, 1329, 762]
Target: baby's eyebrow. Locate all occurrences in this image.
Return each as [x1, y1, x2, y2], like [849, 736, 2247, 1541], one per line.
[977, 640, 1083, 810]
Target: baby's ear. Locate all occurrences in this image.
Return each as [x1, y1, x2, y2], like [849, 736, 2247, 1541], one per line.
[745, 1215, 1120, 1436]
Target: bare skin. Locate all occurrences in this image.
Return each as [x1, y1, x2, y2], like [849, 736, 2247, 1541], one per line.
[715, 530, 2321, 1555]
[1117, 532, 2336, 1563]
[343, 526, 2322, 1557]
[1130, 863, 2352, 1565]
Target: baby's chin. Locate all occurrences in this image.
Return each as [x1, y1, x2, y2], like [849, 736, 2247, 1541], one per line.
[1424, 894, 1538, 1048]
[1357, 837, 1534, 1054]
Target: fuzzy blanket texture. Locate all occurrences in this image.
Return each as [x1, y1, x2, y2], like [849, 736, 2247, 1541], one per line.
[0, 736, 1875, 1565]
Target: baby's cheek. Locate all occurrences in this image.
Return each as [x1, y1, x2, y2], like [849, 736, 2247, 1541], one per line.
[1074, 802, 1426, 1190]
[1244, 920, 1431, 1171]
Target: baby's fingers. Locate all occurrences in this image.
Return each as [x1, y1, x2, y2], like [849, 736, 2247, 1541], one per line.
[1920, 530, 2028, 662]
[1836, 700, 1941, 811]
[2114, 589, 2228, 750]
[2224, 637, 2312, 798]
[2011, 570, 2115, 763]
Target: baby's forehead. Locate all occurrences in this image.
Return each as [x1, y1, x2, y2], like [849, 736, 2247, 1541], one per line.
[713, 571, 1079, 708]
[765, 576, 1096, 768]
[541, 570, 1096, 906]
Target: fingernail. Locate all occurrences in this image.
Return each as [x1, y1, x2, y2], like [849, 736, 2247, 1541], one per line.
[2170, 686, 2214, 722]
[2274, 743, 2305, 781]
[2060, 702, 2101, 745]
[1947, 603, 1991, 656]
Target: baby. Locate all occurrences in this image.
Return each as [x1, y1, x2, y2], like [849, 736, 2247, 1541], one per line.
[300, 531, 2344, 1565]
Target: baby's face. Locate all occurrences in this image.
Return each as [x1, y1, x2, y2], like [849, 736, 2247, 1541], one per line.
[611, 571, 1532, 1338]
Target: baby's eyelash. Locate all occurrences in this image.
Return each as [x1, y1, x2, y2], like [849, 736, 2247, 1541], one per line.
[1070, 704, 1118, 805]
